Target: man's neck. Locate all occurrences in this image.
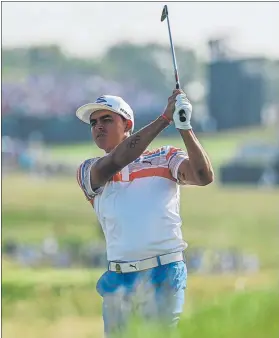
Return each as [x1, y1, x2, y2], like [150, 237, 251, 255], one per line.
[104, 135, 129, 154]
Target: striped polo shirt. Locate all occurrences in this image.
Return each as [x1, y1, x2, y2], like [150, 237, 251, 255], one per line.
[77, 146, 188, 261]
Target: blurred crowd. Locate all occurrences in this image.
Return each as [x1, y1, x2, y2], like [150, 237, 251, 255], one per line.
[2, 237, 259, 274]
[2, 73, 162, 117]
[3, 237, 260, 274]
[3, 237, 107, 269]
[2, 135, 77, 177]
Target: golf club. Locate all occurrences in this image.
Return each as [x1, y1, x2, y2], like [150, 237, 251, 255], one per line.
[161, 5, 186, 122]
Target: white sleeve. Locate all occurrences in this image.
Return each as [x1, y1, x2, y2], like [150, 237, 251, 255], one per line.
[77, 158, 103, 200]
[167, 147, 189, 180]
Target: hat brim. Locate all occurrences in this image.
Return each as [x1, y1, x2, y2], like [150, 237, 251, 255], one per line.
[76, 103, 120, 125]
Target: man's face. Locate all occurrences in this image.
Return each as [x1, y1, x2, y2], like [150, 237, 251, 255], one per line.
[90, 110, 128, 152]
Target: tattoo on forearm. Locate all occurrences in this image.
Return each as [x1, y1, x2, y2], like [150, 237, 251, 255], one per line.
[127, 135, 141, 149]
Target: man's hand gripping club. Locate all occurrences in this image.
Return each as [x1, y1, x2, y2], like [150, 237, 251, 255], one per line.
[162, 90, 192, 130]
[173, 93, 192, 130]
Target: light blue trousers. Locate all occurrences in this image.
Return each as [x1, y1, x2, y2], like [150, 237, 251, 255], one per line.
[96, 261, 187, 337]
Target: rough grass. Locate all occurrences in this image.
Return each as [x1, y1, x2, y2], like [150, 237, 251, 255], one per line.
[121, 288, 279, 338]
[2, 266, 279, 338]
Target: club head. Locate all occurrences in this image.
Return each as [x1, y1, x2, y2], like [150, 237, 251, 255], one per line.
[161, 5, 168, 22]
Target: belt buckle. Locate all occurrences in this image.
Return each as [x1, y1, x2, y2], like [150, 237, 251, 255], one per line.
[115, 263, 122, 273]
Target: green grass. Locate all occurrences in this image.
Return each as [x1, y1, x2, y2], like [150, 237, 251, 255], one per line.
[181, 289, 279, 338]
[2, 265, 279, 338]
[122, 288, 279, 338]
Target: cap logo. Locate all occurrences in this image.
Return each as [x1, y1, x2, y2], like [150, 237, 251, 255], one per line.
[95, 96, 112, 107]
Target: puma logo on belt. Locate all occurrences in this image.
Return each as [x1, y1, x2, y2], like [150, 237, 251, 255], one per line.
[129, 264, 138, 270]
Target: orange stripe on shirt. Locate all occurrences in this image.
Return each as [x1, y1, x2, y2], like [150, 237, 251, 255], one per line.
[130, 167, 176, 182]
[166, 147, 181, 161]
[143, 148, 162, 155]
[112, 172, 122, 182]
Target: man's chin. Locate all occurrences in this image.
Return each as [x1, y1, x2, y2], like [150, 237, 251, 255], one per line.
[95, 138, 108, 151]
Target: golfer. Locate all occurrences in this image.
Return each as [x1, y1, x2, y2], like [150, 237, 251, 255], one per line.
[76, 89, 214, 336]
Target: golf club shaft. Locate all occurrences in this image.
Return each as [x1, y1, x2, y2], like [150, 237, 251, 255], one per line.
[166, 15, 180, 89]
[162, 5, 186, 122]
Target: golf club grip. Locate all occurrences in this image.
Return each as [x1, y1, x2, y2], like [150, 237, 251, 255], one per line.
[175, 83, 186, 122]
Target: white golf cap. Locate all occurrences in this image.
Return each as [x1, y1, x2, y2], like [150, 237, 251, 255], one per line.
[76, 95, 134, 133]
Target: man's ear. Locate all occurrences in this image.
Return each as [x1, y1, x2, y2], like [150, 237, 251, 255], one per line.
[125, 120, 132, 132]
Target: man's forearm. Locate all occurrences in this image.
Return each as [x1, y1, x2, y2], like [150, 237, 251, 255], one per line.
[111, 116, 169, 167]
[179, 129, 214, 185]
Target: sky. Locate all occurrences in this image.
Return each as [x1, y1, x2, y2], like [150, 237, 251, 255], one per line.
[2, 1, 279, 60]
